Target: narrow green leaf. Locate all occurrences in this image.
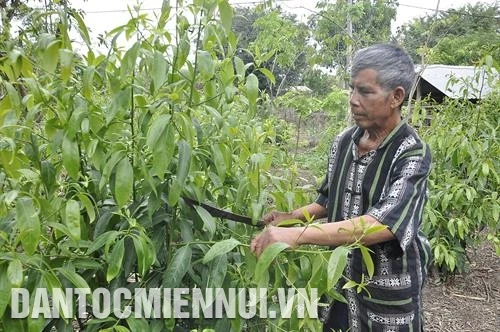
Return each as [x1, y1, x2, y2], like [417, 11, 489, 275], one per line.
[114, 157, 133, 208]
[174, 36, 190, 70]
[99, 150, 125, 191]
[65, 199, 81, 241]
[4, 190, 18, 205]
[363, 224, 388, 236]
[253, 242, 289, 285]
[218, 0, 233, 34]
[20, 54, 33, 78]
[212, 144, 227, 180]
[176, 139, 191, 184]
[482, 162, 489, 176]
[152, 51, 168, 93]
[163, 245, 192, 288]
[105, 89, 131, 125]
[115, 326, 130, 332]
[0, 264, 12, 317]
[72, 259, 102, 270]
[2, 316, 27, 331]
[327, 246, 349, 291]
[146, 114, 171, 148]
[70, 10, 91, 46]
[82, 66, 95, 100]
[41, 40, 60, 74]
[245, 73, 259, 110]
[41, 271, 62, 293]
[197, 50, 215, 81]
[62, 133, 80, 179]
[204, 106, 223, 128]
[59, 49, 74, 82]
[152, 142, 168, 180]
[132, 235, 155, 276]
[174, 112, 195, 147]
[77, 193, 95, 223]
[257, 67, 276, 84]
[207, 254, 228, 289]
[107, 238, 125, 282]
[16, 197, 40, 255]
[57, 268, 90, 290]
[41, 160, 56, 194]
[126, 317, 150, 332]
[276, 219, 303, 227]
[121, 42, 140, 78]
[87, 231, 120, 255]
[194, 205, 216, 239]
[360, 246, 374, 278]
[167, 180, 183, 206]
[220, 58, 234, 85]
[7, 259, 23, 287]
[202, 238, 241, 264]
[342, 280, 358, 290]
[132, 236, 145, 275]
[4, 82, 20, 111]
[234, 56, 245, 81]
[157, 0, 172, 29]
[152, 123, 175, 179]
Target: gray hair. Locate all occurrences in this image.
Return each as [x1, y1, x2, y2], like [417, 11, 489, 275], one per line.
[351, 44, 415, 99]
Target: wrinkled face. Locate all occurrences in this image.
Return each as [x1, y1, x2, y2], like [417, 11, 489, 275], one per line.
[349, 68, 400, 131]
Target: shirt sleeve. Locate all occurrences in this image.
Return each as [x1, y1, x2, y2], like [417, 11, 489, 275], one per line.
[367, 143, 432, 253]
[316, 177, 329, 207]
[315, 134, 343, 208]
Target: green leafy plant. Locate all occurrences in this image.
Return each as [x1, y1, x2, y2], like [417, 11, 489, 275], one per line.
[412, 72, 499, 273]
[0, 1, 380, 331]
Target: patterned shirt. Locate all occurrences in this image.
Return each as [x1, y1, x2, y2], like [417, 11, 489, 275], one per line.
[316, 120, 432, 331]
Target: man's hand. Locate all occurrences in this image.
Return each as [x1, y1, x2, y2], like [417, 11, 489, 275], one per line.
[250, 226, 302, 257]
[262, 211, 295, 226]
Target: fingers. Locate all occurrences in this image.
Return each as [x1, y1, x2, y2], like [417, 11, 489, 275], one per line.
[262, 211, 278, 225]
[251, 227, 273, 257]
[262, 211, 292, 226]
[251, 227, 302, 257]
[250, 232, 264, 257]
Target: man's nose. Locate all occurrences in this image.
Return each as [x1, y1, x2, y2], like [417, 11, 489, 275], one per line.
[350, 91, 359, 106]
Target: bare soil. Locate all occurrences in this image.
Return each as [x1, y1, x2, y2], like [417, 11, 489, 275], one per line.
[422, 240, 499, 331]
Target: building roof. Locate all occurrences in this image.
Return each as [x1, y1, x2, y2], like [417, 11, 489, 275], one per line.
[415, 64, 498, 99]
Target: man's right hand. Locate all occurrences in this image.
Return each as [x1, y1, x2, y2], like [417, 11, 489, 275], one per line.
[262, 211, 296, 226]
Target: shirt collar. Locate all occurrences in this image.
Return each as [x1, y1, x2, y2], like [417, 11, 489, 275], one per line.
[350, 119, 408, 150]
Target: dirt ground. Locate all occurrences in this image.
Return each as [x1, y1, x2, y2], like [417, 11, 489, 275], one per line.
[422, 239, 499, 331]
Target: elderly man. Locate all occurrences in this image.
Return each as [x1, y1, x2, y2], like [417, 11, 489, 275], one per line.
[251, 44, 432, 331]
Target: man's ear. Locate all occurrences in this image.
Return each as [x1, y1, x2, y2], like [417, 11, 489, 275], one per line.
[392, 87, 405, 109]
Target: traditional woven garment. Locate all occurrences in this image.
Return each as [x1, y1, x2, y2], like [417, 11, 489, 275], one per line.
[317, 120, 432, 332]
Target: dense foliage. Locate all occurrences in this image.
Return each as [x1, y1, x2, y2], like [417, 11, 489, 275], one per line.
[0, 1, 378, 331]
[309, 0, 397, 81]
[396, 2, 500, 65]
[231, 5, 312, 97]
[409, 64, 500, 272]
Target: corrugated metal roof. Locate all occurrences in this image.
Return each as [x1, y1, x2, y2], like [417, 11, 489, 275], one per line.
[415, 65, 498, 99]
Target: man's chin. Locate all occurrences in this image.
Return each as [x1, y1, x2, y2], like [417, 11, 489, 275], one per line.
[352, 116, 367, 127]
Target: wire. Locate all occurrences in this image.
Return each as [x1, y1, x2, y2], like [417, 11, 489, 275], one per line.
[398, 2, 499, 19]
[30, 1, 499, 20]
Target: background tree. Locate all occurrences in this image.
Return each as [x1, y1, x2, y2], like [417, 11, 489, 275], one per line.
[301, 67, 338, 97]
[232, 5, 312, 96]
[396, 2, 500, 65]
[309, 0, 397, 84]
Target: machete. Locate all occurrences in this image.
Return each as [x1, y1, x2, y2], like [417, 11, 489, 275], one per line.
[182, 196, 265, 227]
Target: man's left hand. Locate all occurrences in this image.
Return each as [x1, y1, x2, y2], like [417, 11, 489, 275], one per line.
[250, 226, 302, 257]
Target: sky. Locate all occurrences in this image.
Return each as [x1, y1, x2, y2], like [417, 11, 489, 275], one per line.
[69, 0, 496, 38]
